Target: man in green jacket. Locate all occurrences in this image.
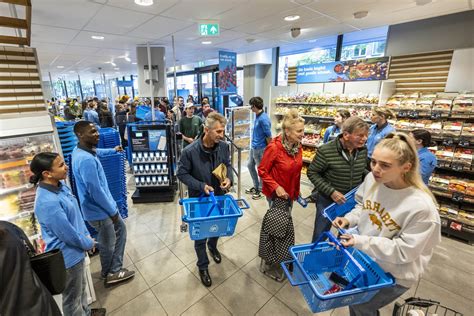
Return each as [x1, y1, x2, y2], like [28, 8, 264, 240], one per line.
[307, 116, 369, 242]
[179, 103, 203, 148]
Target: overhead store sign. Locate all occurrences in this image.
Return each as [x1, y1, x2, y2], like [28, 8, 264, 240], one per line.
[218, 51, 237, 95]
[296, 57, 390, 84]
[117, 80, 133, 87]
[199, 22, 219, 36]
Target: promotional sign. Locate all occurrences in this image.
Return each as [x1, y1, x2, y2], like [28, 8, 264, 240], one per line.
[117, 80, 133, 87]
[218, 51, 237, 96]
[199, 23, 219, 36]
[296, 57, 390, 84]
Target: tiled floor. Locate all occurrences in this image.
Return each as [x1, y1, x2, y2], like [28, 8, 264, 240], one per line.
[89, 171, 474, 315]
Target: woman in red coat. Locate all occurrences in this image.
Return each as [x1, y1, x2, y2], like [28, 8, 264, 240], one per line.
[258, 108, 305, 205]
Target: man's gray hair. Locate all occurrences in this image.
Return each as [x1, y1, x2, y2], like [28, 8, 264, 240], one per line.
[204, 112, 227, 128]
[342, 116, 369, 134]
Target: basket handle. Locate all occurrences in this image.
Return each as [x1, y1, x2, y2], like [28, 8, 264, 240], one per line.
[235, 198, 250, 210]
[199, 191, 225, 217]
[280, 260, 308, 286]
[311, 232, 368, 288]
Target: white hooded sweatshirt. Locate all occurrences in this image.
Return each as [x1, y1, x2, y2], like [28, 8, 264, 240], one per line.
[344, 173, 441, 287]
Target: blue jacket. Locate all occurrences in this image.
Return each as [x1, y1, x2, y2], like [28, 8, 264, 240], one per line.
[144, 109, 166, 122]
[251, 112, 272, 149]
[367, 123, 395, 158]
[177, 134, 233, 198]
[418, 147, 437, 185]
[83, 109, 100, 125]
[323, 125, 341, 143]
[34, 182, 94, 269]
[72, 146, 118, 221]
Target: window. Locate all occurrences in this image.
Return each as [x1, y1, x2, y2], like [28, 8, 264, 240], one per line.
[278, 35, 338, 86]
[340, 26, 388, 61]
[167, 74, 198, 101]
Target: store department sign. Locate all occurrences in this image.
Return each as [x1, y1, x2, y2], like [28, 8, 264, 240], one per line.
[117, 80, 133, 87]
[199, 22, 220, 36]
[296, 57, 390, 84]
[218, 51, 237, 95]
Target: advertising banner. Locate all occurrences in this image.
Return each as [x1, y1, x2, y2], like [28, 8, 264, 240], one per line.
[218, 51, 237, 95]
[296, 57, 390, 84]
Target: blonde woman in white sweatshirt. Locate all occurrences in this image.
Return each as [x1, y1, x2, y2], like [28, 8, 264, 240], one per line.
[334, 132, 441, 316]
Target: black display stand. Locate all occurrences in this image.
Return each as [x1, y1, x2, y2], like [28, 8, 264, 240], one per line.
[127, 122, 177, 203]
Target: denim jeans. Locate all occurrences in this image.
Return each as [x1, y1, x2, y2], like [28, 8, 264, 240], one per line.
[311, 193, 334, 242]
[247, 147, 265, 191]
[349, 284, 409, 316]
[88, 213, 127, 277]
[63, 259, 90, 316]
[195, 237, 219, 270]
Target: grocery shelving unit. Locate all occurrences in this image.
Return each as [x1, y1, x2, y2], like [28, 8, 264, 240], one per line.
[127, 122, 177, 203]
[225, 106, 252, 150]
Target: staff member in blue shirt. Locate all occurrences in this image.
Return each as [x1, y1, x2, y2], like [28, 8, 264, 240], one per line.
[410, 129, 437, 184]
[367, 107, 396, 159]
[245, 96, 272, 200]
[30, 152, 106, 316]
[83, 99, 100, 126]
[144, 102, 166, 122]
[72, 121, 134, 287]
[323, 109, 351, 143]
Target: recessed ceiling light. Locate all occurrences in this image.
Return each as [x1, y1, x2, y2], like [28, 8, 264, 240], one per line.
[284, 15, 300, 22]
[114, 67, 120, 70]
[201, 41, 212, 45]
[353, 11, 368, 19]
[57, 66, 64, 69]
[124, 57, 131, 62]
[111, 62, 117, 67]
[69, 70, 75, 73]
[91, 35, 104, 40]
[132, 62, 137, 65]
[134, 0, 153, 6]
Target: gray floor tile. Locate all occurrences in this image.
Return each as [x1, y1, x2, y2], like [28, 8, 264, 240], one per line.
[90, 253, 133, 281]
[241, 257, 287, 295]
[94, 264, 149, 313]
[415, 279, 474, 315]
[294, 222, 314, 245]
[234, 211, 258, 233]
[168, 236, 199, 266]
[219, 234, 258, 268]
[212, 270, 273, 316]
[187, 255, 239, 290]
[125, 232, 166, 263]
[181, 293, 231, 316]
[256, 297, 296, 316]
[151, 267, 209, 316]
[238, 222, 261, 246]
[108, 290, 166, 316]
[275, 282, 332, 316]
[135, 247, 185, 287]
[432, 238, 474, 274]
[124, 219, 153, 237]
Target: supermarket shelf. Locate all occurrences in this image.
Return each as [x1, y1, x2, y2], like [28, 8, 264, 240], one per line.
[435, 166, 474, 175]
[431, 189, 474, 206]
[301, 142, 319, 148]
[0, 183, 33, 196]
[0, 210, 34, 222]
[275, 102, 377, 107]
[440, 217, 474, 245]
[0, 157, 29, 170]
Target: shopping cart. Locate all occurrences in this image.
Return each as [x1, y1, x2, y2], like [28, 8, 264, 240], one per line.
[393, 297, 463, 315]
[180, 191, 249, 240]
[281, 231, 395, 313]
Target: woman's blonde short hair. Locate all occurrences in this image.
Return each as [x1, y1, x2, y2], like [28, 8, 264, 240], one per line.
[282, 108, 305, 132]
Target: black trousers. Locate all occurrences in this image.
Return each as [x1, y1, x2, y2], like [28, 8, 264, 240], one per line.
[195, 237, 219, 270]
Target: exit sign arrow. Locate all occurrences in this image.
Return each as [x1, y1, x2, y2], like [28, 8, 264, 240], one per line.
[199, 22, 220, 37]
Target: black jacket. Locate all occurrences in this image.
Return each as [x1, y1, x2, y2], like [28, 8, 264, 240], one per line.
[177, 134, 233, 198]
[0, 221, 61, 316]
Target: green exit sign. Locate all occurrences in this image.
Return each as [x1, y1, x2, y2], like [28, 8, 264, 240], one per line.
[199, 23, 219, 36]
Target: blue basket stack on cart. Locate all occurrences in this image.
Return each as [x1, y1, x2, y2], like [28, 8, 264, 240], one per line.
[56, 121, 78, 157]
[98, 127, 121, 148]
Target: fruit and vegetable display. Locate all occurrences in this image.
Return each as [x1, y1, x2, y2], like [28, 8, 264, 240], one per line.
[274, 93, 379, 105]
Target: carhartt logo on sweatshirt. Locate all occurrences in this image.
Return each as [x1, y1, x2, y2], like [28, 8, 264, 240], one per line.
[364, 199, 401, 232]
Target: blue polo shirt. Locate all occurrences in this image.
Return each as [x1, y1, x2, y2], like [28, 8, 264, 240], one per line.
[418, 147, 437, 185]
[367, 123, 395, 158]
[72, 146, 118, 221]
[34, 182, 94, 269]
[251, 111, 272, 149]
[323, 125, 341, 143]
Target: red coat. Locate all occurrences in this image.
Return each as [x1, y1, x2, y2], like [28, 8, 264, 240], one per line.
[258, 136, 303, 201]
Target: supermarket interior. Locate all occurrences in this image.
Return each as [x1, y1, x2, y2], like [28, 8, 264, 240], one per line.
[0, 0, 474, 315]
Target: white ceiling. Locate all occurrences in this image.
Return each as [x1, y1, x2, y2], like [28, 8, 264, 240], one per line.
[1, 0, 472, 81]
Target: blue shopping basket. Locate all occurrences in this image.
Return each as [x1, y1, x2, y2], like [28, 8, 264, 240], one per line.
[322, 187, 358, 227]
[281, 232, 394, 313]
[180, 192, 249, 240]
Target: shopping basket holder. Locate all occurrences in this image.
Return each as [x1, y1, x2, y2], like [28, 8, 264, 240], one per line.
[281, 231, 395, 313]
[180, 191, 249, 240]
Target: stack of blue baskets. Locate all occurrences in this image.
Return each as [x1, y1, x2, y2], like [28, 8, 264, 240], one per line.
[98, 127, 121, 148]
[99, 151, 128, 219]
[56, 121, 78, 157]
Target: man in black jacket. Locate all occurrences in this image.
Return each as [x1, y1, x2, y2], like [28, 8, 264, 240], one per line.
[177, 112, 233, 287]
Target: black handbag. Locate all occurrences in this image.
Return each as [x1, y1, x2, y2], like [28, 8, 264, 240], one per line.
[30, 249, 67, 295]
